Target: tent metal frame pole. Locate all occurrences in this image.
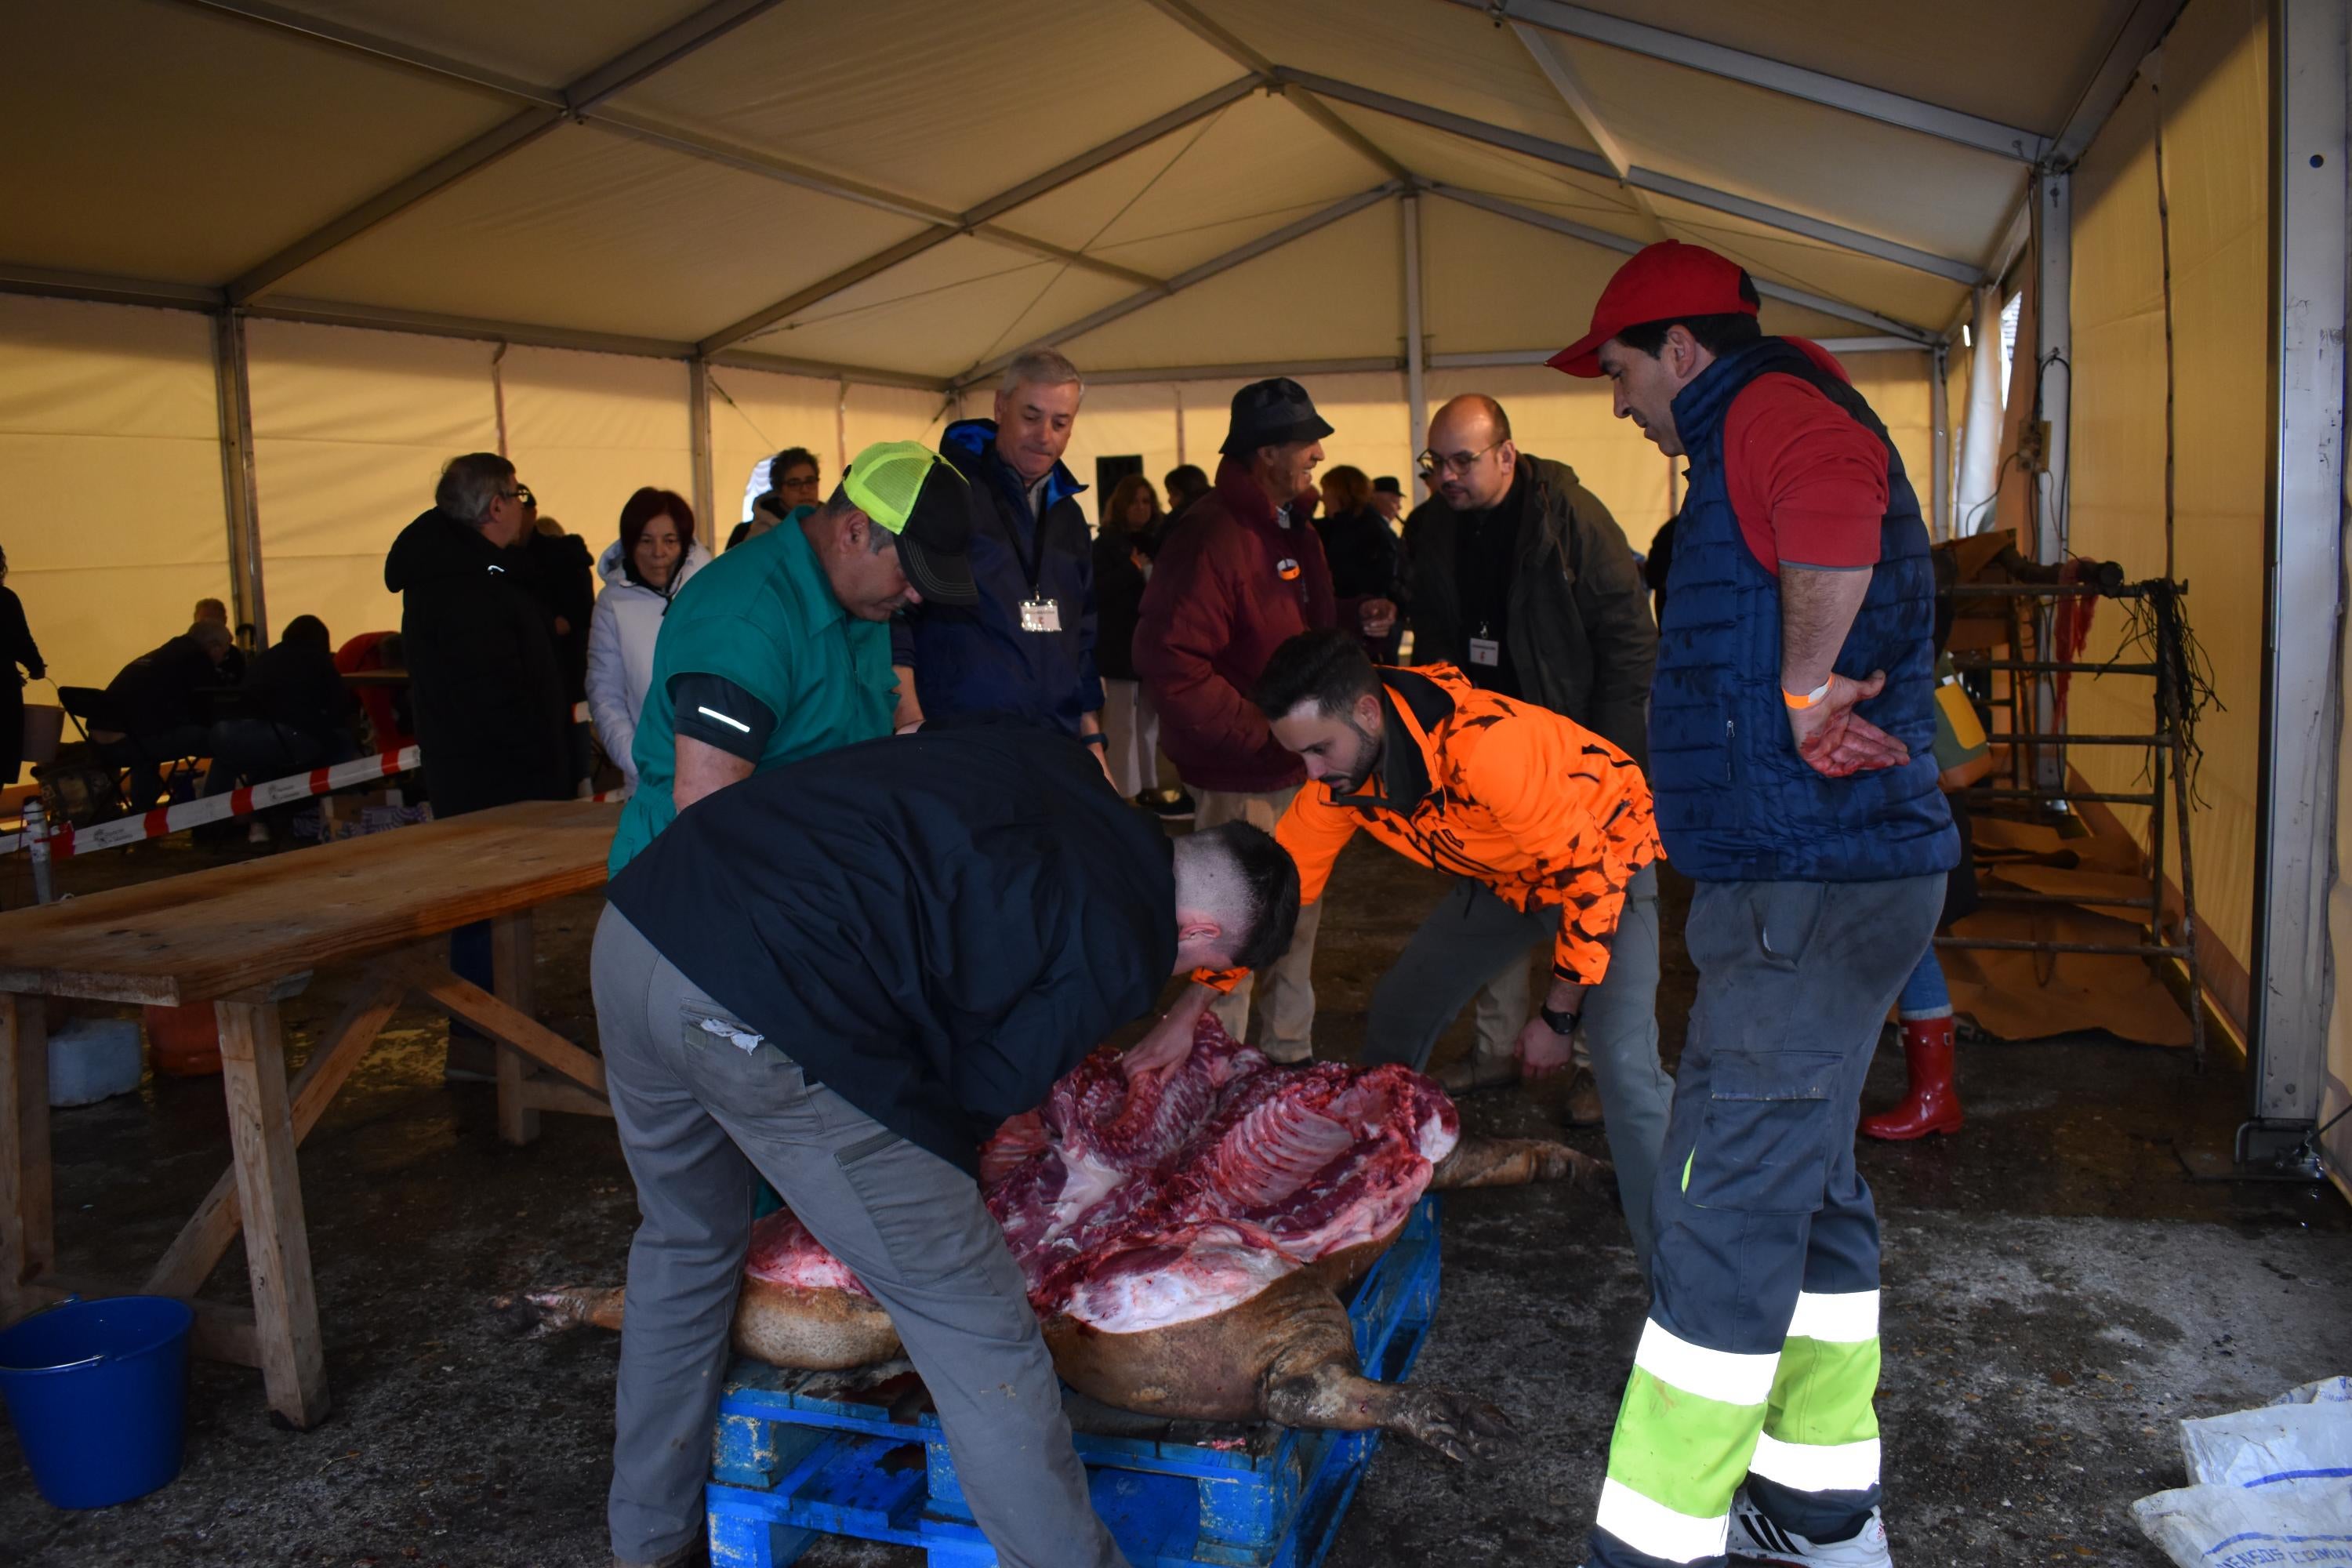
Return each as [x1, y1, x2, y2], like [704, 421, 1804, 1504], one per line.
[1443, 0, 2045, 163]
[1282, 67, 1984, 284]
[2246, 0, 2347, 1161]
[1931, 341, 1952, 541]
[2030, 171, 2071, 801]
[2048, 0, 2201, 168]
[1134, 0, 1410, 181]
[1402, 193, 1427, 500]
[210, 310, 267, 644]
[1425, 183, 1936, 343]
[222, 0, 787, 303]
[951, 183, 1404, 391]
[688, 358, 715, 547]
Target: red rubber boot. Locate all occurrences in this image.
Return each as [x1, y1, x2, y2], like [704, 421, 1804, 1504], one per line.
[1860, 1016, 1963, 1140]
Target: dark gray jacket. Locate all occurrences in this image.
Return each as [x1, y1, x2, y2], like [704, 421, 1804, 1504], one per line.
[1404, 455, 1657, 768]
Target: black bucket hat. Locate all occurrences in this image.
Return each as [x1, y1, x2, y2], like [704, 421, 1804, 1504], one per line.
[1221, 377, 1335, 456]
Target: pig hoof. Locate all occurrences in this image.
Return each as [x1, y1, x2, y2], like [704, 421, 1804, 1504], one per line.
[1540, 1143, 1610, 1188]
[488, 1288, 596, 1340]
[1390, 1385, 1519, 1465]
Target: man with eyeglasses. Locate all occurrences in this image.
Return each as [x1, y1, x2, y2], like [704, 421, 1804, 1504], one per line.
[387, 452, 575, 1079]
[1396, 393, 1670, 1254]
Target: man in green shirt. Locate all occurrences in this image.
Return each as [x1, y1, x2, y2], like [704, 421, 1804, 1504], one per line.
[608, 441, 977, 873]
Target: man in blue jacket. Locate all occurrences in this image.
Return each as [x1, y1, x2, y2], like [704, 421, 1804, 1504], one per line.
[892, 348, 1110, 773]
[1552, 242, 1957, 1568]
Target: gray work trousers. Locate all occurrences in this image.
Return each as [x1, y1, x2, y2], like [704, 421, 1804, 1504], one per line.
[1361, 865, 1671, 1268]
[590, 908, 1126, 1568]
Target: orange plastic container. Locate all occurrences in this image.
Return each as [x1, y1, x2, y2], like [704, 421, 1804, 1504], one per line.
[143, 1004, 222, 1078]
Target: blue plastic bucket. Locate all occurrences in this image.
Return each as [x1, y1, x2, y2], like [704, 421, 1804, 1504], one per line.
[0, 1294, 194, 1508]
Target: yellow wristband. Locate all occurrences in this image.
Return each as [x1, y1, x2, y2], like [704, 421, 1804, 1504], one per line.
[1783, 681, 1831, 710]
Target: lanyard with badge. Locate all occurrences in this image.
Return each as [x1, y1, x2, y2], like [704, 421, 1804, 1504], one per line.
[1009, 476, 1061, 633]
[1468, 623, 1501, 668]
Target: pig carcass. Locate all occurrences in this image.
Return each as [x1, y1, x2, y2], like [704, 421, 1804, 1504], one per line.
[514, 1016, 1598, 1464]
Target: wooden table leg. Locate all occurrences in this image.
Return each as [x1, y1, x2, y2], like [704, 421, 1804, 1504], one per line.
[216, 996, 330, 1429]
[0, 993, 51, 1289]
[492, 912, 540, 1147]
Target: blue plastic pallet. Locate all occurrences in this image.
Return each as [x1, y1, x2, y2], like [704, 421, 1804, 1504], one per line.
[707, 1195, 1441, 1568]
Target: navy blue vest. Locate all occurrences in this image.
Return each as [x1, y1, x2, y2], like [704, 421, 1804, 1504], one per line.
[1650, 339, 1956, 883]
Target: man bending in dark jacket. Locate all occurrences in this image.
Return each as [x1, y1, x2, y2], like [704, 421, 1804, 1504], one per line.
[385, 452, 571, 1080]
[592, 721, 1299, 1568]
[1402, 394, 1666, 1163]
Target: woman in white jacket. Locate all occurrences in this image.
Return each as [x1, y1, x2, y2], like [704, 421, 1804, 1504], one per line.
[585, 487, 708, 793]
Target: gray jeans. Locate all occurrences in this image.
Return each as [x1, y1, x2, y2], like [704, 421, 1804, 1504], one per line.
[1362, 865, 1671, 1268]
[590, 908, 1126, 1568]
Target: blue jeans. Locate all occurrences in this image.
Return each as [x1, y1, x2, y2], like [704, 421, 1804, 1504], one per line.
[1895, 946, 1951, 1021]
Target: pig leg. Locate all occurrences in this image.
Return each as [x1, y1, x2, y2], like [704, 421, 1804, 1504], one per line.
[1255, 1283, 1516, 1466]
[1430, 1134, 1606, 1190]
[493, 1279, 902, 1370]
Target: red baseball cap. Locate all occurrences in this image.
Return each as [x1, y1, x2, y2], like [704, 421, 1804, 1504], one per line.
[1547, 241, 1757, 379]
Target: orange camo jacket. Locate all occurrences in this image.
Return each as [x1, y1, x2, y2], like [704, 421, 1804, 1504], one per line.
[1210, 663, 1661, 992]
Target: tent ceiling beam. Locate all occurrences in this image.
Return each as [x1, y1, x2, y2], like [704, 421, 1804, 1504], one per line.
[1133, 0, 1414, 181]
[221, 0, 786, 303]
[1426, 183, 1936, 343]
[2048, 0, 2197, 168]
[1443, 0, 2046, 163]
[1428, 337, 1923, 369]
[953, 181, 1406, 390]
[1279, 68, 1984, 284]
[0, 263, 225, 312]
[694, 76, 1262, 356]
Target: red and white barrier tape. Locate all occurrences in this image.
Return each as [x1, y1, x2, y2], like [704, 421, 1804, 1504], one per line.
[1, 746, 422, 858]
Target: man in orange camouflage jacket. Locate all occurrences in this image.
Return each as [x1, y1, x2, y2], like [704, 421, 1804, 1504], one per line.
[1127, 626, 1668, 1265]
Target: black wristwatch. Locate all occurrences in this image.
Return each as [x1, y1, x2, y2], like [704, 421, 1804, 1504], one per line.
[1540, 1004, 1581, 1036]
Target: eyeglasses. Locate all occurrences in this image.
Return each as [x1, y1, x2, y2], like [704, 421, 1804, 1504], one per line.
[1416, 441, 1504, 477]
[510, 485, 535, 507]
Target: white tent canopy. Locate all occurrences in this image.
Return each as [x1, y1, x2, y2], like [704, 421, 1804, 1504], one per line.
[5, 0, 2180, 381]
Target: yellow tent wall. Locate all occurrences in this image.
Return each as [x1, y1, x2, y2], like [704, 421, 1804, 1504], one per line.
[2062, 0, 2268, 1033]
[0, 296, 234, 690]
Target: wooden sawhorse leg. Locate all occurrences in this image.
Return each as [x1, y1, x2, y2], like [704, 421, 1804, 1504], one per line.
[0, 992, 52, 1293]
[216, 994, 330, 1429]
[492, 911, 540, 1146]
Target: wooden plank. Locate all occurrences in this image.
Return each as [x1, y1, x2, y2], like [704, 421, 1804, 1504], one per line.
[146, 971, 406, 1300]
[216, 997, 330, 1429]
[517, 1077, 613, 1118]
[0, 993, 51, 1287]
[11, 1278, 258, 1367]
[492, 912, 540, 1147]
[403, 961, 607, 1095]
[0, 799, 615, 1004]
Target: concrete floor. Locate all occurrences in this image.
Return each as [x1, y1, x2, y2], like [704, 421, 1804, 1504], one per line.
[0, 829, 2346, 1567]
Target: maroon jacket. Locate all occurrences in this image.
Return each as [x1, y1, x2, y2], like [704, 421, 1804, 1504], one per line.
[1135, 458, 1338, 793]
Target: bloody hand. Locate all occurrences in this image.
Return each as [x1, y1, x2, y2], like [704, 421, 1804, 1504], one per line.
[1788, 670, 1911, 778]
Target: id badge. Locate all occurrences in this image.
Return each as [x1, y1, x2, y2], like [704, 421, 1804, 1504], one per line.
[1468, 636, 1501, 667]
[1020, 595, 1062, 633]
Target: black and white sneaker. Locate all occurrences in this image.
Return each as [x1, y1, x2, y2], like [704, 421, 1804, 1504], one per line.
[1727, 1487, 1891, 1566]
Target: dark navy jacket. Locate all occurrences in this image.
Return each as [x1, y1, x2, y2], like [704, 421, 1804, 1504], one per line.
[891, 419, 1102, 735]
[1650, 339, 1956, 884]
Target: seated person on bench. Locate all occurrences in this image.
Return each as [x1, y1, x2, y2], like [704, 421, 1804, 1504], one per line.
[96, 619, 234, 806]
[203, 615, 361, 797]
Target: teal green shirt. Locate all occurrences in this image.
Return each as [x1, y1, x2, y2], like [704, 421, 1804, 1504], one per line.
[608, 521, 897, 873]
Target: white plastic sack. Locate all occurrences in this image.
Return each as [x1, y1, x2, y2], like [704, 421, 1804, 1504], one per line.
[2132, 1377, 2352, 1567]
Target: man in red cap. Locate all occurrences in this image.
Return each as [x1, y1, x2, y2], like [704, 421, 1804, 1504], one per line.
[1552, 241, 1956, 1568]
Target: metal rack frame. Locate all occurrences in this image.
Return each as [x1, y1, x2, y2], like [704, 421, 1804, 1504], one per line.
[1939, 578, 2207, 1063]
